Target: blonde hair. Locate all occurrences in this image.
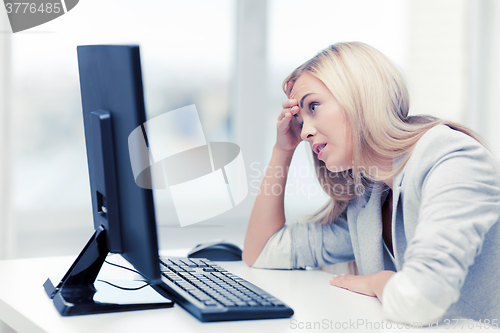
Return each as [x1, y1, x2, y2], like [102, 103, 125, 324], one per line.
[283, 42, 487, 225]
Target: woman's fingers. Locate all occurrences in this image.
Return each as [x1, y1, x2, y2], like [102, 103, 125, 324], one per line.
[275, 81, 301, 152]
[282, 98, 297, 109]
[278, 81, 298, 127]
[277, 112, 292, 130]
[330, 274, 377, 297]
[278, 105, 299, 123]
[278, 111, 301, 138]
[278, 98, 299, 121]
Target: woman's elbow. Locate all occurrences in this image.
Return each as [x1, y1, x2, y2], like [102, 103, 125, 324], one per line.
[242, 249, 257, 267]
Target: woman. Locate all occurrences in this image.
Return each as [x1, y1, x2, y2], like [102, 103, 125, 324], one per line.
[242, 42, 500, 325]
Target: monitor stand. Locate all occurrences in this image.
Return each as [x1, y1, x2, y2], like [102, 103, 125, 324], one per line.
[43, 226, 174, 316]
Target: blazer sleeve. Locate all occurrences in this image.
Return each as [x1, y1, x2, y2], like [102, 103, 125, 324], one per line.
[252, 209, 355, 269]
[383, 128, 500, 324]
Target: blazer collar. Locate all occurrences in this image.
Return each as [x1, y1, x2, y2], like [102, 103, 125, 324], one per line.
[391, 153, 409, 270]
[392, 153, 408, 191]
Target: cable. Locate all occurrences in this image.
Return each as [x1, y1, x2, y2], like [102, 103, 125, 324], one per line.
[101, 258, 156, 291]
[97, 279, 151, 291]
[104, 260, 149, 280]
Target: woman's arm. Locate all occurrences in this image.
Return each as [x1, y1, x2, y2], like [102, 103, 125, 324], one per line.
[243, 83, 302, 266]
[242, 146, 294, 266]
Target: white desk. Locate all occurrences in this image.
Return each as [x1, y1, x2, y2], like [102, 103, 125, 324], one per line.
[0, 252, 489, 332]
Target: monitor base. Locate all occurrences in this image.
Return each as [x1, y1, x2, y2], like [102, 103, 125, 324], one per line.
[44, 227, 174, 316]
[44, 278, 173, 316]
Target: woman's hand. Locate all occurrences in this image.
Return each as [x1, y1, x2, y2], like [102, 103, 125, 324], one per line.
[330, 271, 395, 299]
[275, 81, 302, 153]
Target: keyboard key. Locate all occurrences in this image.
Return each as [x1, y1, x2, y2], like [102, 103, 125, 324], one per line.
[219, 300, 236, 307]
[162, 273, 182, 282]
[237, 281, 268, 295]
[180, 259, 197, 267]
[235, 301, 248, 307]
[235, 285, 251, 293]
[170, 259, 186, 266]
[198, 295, 212, 301]
[159, 259, 172, 266]
[213, 267, 227, 273]
[190, 259, 208, 267]
[180, 266, 195, 272]
[212, 294, 227, 301]
[258, 300, 274, 306]
[272, 302, 286, 307]
[203, 300, 218, 306]
[168, 266, 185, 273]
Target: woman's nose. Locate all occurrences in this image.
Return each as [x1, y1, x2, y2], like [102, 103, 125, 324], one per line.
[300, 121, 316, 141]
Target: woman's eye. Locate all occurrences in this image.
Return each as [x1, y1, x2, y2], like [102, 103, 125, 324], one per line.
[309, 102, 319, 113]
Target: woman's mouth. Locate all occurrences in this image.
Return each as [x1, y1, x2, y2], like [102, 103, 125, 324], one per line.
[317, 144, 327, 159]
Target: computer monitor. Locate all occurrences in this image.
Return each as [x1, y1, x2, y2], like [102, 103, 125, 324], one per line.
[43, 45, 174, 315]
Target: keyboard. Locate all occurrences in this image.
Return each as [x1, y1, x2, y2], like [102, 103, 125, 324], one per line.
[158, 257, 294, 322]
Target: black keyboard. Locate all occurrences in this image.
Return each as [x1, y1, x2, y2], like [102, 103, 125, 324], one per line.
[158, 257, 294, 322]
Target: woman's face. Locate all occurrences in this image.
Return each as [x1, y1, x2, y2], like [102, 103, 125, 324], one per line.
[290, 73, 353, 172]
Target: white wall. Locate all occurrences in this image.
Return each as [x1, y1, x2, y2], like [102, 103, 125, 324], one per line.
[474, 0, 500, 157]
[408, 0, 500, 158]
[407, 0, 468, 123]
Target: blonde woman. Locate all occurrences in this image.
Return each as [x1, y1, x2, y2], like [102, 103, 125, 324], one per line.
[243, 42, 500, 325]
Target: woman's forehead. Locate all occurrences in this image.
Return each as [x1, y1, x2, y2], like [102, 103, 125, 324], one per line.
[290, 73, 326, 99]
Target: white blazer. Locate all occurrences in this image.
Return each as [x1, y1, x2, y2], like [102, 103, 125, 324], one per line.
[252, 125, 500, 324]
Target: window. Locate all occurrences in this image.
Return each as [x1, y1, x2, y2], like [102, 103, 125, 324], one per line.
[10, 0, 234, 257]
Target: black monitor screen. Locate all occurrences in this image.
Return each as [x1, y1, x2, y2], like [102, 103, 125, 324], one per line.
[77, 45, 161, 284]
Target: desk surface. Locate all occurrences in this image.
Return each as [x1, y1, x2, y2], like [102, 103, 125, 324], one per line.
[0, 251, 486, 333]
